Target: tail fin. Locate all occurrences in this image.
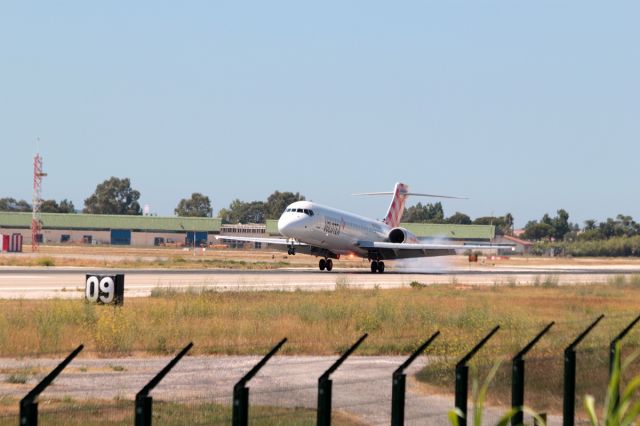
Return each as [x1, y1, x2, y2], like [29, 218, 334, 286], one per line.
[352, 183, 467, 228]
[383, 183, 409, 228]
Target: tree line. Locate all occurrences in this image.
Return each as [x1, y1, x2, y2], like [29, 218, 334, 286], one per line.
[1, 176, 636, 245]
[0, 176, 303, 221]
[402, 202, 515, 236]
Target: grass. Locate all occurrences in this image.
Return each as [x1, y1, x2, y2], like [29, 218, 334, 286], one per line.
[409, 280, 427, 289]
[1, 285, 640, 419]
[1, 285, 639, 359]
[0, 398, 364, 425]
[2, 366, 40, 384]
[35, 257, 55, 267]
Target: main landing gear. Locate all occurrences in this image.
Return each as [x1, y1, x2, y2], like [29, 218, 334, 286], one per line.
[370, 260, 385, 273]
[319, 258, 333, 272]
[287, 245, 296, 255]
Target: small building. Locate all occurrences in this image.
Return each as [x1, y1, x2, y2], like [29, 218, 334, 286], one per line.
[493, 235, 532, 256]
[219, 224, 267, 249]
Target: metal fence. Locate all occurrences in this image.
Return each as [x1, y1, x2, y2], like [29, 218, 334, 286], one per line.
[1, 314, 639, 426]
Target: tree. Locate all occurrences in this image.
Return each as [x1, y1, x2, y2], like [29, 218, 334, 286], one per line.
[83, 177, 142, 215]
[41, 199, 76, 213]
[265, 191, 305, 219]
[553, 209, 571, 240]
[175, 193, 212, 217]
[616, 214, 638, 237]
[522, 221, 555, 241]
[403, 202, 444, 223]
[473, 214, 513, 236]
[0, 198, 31, 212]
[219, 199, 267, 223]
[445, 212, 472, 225]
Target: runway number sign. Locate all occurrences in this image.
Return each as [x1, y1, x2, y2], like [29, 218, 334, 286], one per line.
[85, 274, 124, 305]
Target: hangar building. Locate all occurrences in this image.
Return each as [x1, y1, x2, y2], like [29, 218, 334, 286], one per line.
[0, 212, 221, 246]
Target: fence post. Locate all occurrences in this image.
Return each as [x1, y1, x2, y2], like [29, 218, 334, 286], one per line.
[19, 344, 83, 426]
[317, 334, 368, 426]
[563, 315, 604, 426]
[391, 331, 440, 426]
[511, 322, 554, 426]
[135, 342, 193, 426]
[232, 338, 287, 426]
[455, 326, 500, 426]
[609, 313, 640, 409]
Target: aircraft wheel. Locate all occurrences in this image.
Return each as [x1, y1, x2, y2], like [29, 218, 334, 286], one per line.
[326, 259, 333, 271]
[370, 261, 378, 273]
[378, 261, 385, 273]
[319, 259, 326, 271]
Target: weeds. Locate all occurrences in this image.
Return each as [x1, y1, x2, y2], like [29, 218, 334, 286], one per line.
[6, 373, 29, 384]
[4, 366, 38, 384]
[584, 343, 640, 425]
[409, 280, 426, 289]
[93, 307, 135, 353]
[35, 257, 55, 267]
[335, 276, 351, 290]
[108, 364, 127, 372]
[541, 275, 559, 288]
[1, 285, 639, 361]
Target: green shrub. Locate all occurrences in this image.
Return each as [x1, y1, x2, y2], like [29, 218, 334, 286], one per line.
[36, 257, 55, 266]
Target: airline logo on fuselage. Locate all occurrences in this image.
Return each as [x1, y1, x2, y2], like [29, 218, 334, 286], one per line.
[323, 216, 342, 236]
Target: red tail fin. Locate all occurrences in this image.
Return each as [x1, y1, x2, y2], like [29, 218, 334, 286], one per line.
[383, 183, 409, 228]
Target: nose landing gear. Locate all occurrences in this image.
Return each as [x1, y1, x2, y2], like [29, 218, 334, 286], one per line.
[319, 258, 333, 271]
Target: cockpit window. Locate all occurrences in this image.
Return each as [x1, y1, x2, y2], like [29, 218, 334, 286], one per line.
[288, 208, 314, 216]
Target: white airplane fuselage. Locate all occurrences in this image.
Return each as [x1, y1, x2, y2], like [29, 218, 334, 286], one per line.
[277, 200, 391, 258]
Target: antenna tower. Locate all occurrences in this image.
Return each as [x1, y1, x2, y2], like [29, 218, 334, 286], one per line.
[32, 154, 47, 251]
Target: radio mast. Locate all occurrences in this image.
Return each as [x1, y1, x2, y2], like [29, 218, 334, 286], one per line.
[32, 154, 47, 251]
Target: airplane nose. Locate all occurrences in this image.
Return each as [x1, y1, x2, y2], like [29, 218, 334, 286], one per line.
[278, 216, 293, 236]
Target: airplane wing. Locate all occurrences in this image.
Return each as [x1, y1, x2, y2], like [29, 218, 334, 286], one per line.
[214, 235, 307, 246]
[356, 240, 514, 260]
[358, 241, 514, 251]
[215, 235, 340, 259]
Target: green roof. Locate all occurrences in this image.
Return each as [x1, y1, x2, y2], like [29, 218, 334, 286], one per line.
[0, 212, 221, 232]
[400, 223, 494, 240]
[266, 218, 493, 240]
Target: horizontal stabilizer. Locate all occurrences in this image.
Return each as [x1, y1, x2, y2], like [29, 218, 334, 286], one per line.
[352, 191, 467, 200]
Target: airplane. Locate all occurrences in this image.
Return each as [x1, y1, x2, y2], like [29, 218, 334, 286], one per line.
[216, 183, 513, 273]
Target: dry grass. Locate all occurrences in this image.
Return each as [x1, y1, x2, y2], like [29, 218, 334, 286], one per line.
[0, 245, 369, 269]
[0, 285, 638, 359]
[1, 285, 639, 419]
[0, 397, 364, 425]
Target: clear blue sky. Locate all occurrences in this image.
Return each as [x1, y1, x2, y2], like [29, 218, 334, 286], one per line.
[1, 2, 638, 227]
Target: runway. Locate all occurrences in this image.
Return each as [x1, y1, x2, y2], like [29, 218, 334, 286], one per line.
[0, 263, 638, 299]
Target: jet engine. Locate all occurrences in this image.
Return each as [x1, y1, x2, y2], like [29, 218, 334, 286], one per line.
[387, 227, 419, 244]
